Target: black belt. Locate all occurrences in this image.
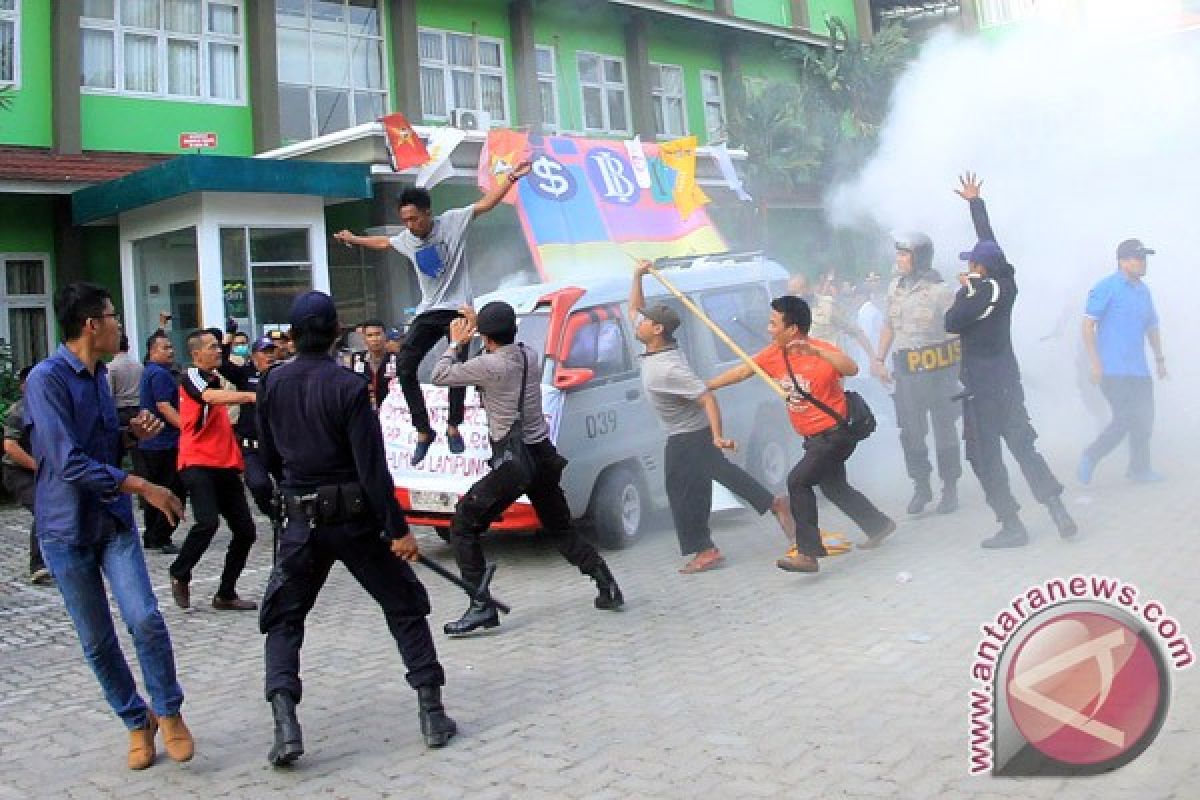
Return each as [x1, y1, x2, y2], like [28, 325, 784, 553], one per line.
[283, 483, 367, 525]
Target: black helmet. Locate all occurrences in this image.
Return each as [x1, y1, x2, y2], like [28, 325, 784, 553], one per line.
[894, 232, 934, 272]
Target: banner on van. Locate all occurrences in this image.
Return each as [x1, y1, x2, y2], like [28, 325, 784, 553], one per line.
[488, 133, 727, 280]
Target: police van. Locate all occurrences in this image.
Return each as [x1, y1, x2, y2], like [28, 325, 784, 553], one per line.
[379, 252, 799, 549]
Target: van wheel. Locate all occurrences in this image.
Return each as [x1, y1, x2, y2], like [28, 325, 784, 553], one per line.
[590, 467, 643, 550]
[750, 435, 790, 492]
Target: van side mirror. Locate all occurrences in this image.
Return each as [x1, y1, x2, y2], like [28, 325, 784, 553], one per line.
[554, 366, 594, 390]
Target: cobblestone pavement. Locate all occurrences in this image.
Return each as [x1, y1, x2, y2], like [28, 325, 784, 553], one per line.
[0, 425, 1196, 799]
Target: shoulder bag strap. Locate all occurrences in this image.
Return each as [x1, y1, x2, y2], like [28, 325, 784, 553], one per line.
[515, 343, 529, 423]
[781, 345, 848, 428]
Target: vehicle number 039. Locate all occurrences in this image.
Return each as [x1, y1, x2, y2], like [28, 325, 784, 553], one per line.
[585, 410, 618, 439]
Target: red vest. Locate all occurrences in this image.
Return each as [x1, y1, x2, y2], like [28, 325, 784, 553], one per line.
[177, 367, 244, 471]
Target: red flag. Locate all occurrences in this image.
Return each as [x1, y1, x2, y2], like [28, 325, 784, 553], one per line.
[477, 129, 530, 204]
[381, 113, 430, 171]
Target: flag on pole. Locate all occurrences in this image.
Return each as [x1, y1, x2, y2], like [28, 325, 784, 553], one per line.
[416, 126, 467, 189]
[710, 141, 752, 202]
[659, 135, 711, 219]
[381, 112, 430, 172]
[477, 129, 530, 204]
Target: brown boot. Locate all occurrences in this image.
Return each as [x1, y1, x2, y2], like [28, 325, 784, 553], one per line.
[159, 713, 194, 763]
[127, 714, 158, 770]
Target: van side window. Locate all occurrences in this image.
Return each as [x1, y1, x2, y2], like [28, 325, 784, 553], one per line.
[563, 313, 631, 379]
[700, 286, 770, 363]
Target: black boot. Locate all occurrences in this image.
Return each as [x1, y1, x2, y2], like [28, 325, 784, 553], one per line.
[589, 562, 624, 611]
[935, 482, 959, 514]
[906, 480, 933, 515]
[267, 691, 304, 767]
[1045, 495, 1078, 540]
[417, 686, 457, 748]
[443, 598, 500, 635]
[981, 515, 1029, 549]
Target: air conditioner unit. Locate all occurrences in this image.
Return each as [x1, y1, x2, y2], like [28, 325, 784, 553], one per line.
[450, 108, 492, 131]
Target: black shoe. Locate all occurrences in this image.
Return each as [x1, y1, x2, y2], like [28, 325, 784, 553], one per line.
[268, 691, 304, 767]
[411, 431, 437, 466]
[981, 516, 1029, 549]
[443, 599, 500, 635]
[1046, 496, 1078, 540]
[446, 430, 465, 454]
[906, 482, 933, 515]
[159, 543, 180, 555]
[935, 484, 959, 514]
[417, 686, 458, 748]
[590, 562, 624, 611]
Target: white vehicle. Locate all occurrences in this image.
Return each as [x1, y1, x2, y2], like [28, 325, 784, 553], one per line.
[379, 252, 799, 549]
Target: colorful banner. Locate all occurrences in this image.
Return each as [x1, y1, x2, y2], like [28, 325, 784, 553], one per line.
[502, 134, 727, 280]
[380, 113, 429, 171]
[477, 129, 531, 205]
[416, 126, 466, 189]
[659, 135, 711, 219]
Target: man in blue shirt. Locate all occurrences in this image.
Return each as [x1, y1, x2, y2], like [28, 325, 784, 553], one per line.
[134, 331, 184, 553]
[25, 283, 193, 771]
[1079, 239, 1167, 483]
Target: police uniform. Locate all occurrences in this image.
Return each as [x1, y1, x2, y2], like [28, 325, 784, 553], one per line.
[257, 291, 454, 765]
[808, 292, 857, 350]
[219, 335, 276, 517]
[882, 237, 963, 514]
[348, 349, 399, 411]
[945, 197, 1076, 548]
[429, 301, 623, 636]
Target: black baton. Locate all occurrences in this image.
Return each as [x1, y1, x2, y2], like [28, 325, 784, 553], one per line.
[417, 556, 511, 615]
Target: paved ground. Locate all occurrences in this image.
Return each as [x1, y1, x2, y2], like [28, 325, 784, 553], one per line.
[0, 422, 1196, 799]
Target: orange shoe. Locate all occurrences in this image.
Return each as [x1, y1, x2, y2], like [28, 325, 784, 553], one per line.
[127, 713, 158, 770]
[679, 548, 724, 574]
[159, 713, 194, 763]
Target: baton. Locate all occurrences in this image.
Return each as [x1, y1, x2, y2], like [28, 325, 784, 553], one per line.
[417, 556, 511, 615]
[636, 257, 788, 400]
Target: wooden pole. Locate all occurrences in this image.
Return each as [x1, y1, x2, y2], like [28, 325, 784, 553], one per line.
[641, 261, 788, 400]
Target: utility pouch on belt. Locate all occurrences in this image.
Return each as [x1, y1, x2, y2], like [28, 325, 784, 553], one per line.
[340, 482, 366, 516]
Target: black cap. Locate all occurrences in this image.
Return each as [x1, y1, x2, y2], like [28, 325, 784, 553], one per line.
[289, 290, 337, 328]
[1116, 239, 1155, 260]
[640, 304, 681, 338]
[475, 301, 517, 336]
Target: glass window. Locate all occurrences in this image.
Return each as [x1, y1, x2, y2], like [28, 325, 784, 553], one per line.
[700, 70, 725, 143]
[417, 27, 508, 123]
[81, 0, 245, 102]
[1, 256, 52, 369]
[650, 63, 686, 138]
[564, 316, 631, 379]
[699, 287, 770, 363]
[219, 227, 312, 335]
[276, 0, 386, 142]
[0, 1, 17, 86]
[535, 44, 558, 131]
[577, 52, 629, 134]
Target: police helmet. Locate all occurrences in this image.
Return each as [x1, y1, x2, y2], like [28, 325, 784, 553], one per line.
[894, 232, 935, 272]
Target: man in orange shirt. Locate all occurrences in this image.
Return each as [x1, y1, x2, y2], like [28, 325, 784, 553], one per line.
[708, 296, 895, 572]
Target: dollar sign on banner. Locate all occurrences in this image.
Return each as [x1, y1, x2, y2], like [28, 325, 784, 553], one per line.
[530, 154, 576, 202]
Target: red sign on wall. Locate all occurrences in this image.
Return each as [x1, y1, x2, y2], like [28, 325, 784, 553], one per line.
[179, 132, 218, 149]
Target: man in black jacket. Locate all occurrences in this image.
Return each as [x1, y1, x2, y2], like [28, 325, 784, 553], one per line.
[944, 172, 1077, 548]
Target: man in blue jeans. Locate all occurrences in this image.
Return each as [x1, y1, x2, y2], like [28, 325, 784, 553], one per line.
[25, 282, 192, 771]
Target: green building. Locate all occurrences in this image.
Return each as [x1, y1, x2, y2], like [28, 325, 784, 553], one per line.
[0, 0, 872, 362]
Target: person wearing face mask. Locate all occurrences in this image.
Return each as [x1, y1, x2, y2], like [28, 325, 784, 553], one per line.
[229, 332, 251, 366]
[945, 172, 1077, 549]
[217, 335, 280, 519]
[872, 232, 963, 516]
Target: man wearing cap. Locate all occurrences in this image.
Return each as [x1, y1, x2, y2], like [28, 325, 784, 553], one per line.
[257, 291, 455, 765]
[386, 327, 404, 356]
[215, 334, 279, 517]
[629, 261, 796, 573]
[432, 301, 624, 635]
[1078, 239, 1167, 484]
[348, 319, 400, 412]
[334, 163, 532, 466]
[872, 232, 963, 516]
[945, 172, 1077, 548]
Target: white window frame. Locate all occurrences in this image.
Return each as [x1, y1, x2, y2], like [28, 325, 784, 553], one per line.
[577, 51, 630, 135]
[80, 0, 246, 104]
[700, 69, 726, 143]
[417, 27, 510, 124]
[276, 0, 388, 142]
[978, 0, 1043, 28]
[535, 43, 558, 133]
[0, 0, 20, 88]
[649, 62, 687, 139]
[0, 254, 53, 368]
[219, 225, 313, 335]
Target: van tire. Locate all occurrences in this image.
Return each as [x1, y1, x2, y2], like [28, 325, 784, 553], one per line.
[589, 467, 644, 550]
[749, 434, 791, 493]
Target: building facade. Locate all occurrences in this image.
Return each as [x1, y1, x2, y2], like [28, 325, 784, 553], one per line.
[0, 0, 871, 363]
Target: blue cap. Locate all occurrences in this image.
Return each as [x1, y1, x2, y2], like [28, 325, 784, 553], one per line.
[251, 335, 276, 353]
[387, 327, 403, 341]
[959, 240, 1006, 270]
[289, 290, 338, 327]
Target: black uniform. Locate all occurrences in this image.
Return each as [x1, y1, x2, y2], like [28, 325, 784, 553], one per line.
[348, 349, 399, 411]
[945, 198, 1069, 534]
[257, 353, 444, 703]
[219, 358, 274, 517]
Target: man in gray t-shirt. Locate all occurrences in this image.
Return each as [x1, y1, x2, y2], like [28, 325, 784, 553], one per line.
[334, 162, 530, 465]
[630, 261, 797, 574]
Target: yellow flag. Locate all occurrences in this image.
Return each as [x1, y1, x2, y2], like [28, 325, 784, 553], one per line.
[658, 136, 710, 219]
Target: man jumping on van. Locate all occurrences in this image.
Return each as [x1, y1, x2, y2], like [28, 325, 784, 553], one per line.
[630, 261, 798, 573]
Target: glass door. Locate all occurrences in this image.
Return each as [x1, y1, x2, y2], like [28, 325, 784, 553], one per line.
[133, 227, 199, 357]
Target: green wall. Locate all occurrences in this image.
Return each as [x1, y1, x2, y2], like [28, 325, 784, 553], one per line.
[416, 0, 518, 126]
[81, 226, 122, 314]
[0, 195, 54, 252]
[1, 0, 52, 146]
[533, 3, 627, 135]
[734, 0, 792, 27]
[81, 96, 254, 154]
[646, 20, 725, 143]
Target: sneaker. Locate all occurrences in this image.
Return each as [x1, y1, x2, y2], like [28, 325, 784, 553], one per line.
[29, 568, 53, 586]
[679, 548, 724, 574]
[1077, 453, 1096, 485]
[776, 547, 819, 573]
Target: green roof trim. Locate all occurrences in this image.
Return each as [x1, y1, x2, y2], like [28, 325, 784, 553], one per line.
[72, 154, 373, 225]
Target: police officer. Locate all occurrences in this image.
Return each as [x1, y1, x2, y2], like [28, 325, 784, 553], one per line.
[945, 173, 1077, 548]
[431, 302, 624, 635]
[347, 319, 399, 411]
[872, 232, 963, 515]
[257, 291, 455, 765]
[218, 334, 278, 517]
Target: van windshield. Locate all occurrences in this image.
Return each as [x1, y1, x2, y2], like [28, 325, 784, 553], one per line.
[515, 313, 550, 363]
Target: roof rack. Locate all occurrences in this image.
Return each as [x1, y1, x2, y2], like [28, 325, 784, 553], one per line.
[654, 250, 766, 269]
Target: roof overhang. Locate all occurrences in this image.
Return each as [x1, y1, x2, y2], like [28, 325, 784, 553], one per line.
[607, 0, 832, 47]
[71, 154, 373, 226]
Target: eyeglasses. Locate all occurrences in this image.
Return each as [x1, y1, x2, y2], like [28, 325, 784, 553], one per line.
[91, 312, 120, 322]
